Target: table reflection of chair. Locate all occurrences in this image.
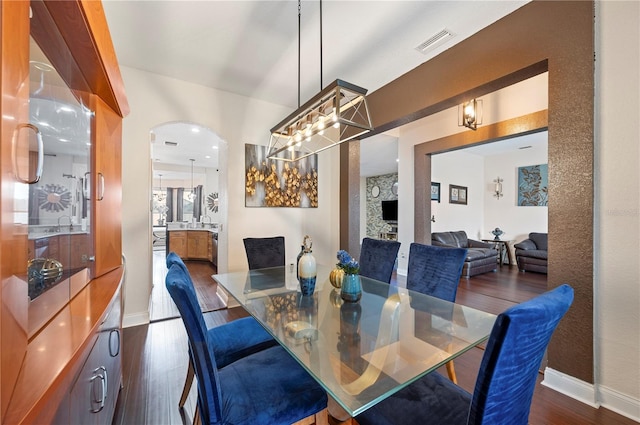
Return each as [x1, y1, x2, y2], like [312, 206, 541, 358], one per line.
[165, 263, 327, 424]
[406, 242, 467, 383]
[166, 252, 277, 415]
[356, 284, 574, 425]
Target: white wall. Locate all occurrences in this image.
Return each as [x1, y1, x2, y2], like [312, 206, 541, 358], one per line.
[594, 0, 640, 417]
[394, 73, 549, 273]
[431, 151, 485, 239]
[482, 136, 548, 244]
[121, 67, 341, 327]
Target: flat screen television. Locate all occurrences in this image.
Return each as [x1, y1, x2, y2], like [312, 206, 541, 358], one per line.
[381, 200, 398, 222]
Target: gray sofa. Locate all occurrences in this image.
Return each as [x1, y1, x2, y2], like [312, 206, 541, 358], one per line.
[431, 231, 498, 278]
[514, 232, 548, 274]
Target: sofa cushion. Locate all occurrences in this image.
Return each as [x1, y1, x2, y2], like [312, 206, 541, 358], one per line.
[529, 233, 548, 250]
[466, 248, 497, 261]
[517, 249, 547, 260]
[514, 239, 536, 250]
[432, 231, 469, 248]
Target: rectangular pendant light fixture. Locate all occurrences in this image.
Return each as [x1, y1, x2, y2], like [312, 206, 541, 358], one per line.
[267, 80, 373, 162]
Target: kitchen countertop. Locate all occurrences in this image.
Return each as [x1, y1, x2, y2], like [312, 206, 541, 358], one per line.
[166, 224, 218, 233]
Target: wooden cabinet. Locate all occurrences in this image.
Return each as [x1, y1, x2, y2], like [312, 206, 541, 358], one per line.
[169, 231, 188, 258]
[68, 288, 122, 425]
[0, 1, 128, 423]
[188, 231, 211, 260]
[168, 230, 216, 262]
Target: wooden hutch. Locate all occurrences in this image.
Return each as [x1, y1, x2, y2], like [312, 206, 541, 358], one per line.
[1, 1, 128, 423]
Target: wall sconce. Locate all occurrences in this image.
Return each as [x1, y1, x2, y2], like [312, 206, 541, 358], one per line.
[493, 176, 503, 199]
[458, 98, 483, 130]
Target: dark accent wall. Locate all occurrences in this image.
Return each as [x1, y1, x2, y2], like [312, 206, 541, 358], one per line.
[344, 1, 594, 383]
[340, 142, 362, 259]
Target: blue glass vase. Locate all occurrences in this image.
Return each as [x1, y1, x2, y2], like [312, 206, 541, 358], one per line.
[340, 273, 362, 302]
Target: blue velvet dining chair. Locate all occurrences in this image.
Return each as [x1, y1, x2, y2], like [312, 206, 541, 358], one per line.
[356, 284, 574, 425]
[166, 263, 328, 425]
[243, 236, 286, 270]
[359, 237, 401, 283]
[166, 252, 277, 410]
[406, 242, 467, 302]
[406, 242, 467, 383]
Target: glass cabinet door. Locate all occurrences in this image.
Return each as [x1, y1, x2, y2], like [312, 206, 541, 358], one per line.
[24, 35, 94, 336]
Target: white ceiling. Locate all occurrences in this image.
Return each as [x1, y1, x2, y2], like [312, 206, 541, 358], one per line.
[102, 0, 530, 176]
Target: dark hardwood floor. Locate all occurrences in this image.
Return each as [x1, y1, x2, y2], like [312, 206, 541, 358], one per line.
[149, 250, 225, 322]
[113, 264, 637, 425]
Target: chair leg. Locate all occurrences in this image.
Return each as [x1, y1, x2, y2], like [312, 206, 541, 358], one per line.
[193, 403, 200, 425]
[291, 408, 330, 425]
[446, 360, 458, 384]
[179, 360, 195, 408]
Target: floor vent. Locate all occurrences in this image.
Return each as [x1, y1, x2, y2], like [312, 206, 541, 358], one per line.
[415, 29, 455, 54]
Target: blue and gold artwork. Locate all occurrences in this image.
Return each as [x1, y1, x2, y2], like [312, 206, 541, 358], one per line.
[518, 164, 548, 206]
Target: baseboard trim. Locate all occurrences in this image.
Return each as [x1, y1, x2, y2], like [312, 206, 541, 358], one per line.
[598, 384, 640, 422]
[543, 367, 640, 421]
[542, 368, 599, 407]
[123, 311, 150, 328]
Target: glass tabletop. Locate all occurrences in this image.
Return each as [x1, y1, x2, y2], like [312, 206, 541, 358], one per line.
[213, 265, 496, 417]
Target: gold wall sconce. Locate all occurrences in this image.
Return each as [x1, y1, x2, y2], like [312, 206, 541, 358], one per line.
[458, 98, 483, 130]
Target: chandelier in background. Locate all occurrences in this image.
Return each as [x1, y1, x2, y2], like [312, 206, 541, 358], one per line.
[267, 0, 373, 162]
[188, 159, 196, 201]
[154, 173, 166, 202]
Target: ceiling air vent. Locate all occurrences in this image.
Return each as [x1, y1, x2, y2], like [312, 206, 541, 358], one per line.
[415, 29, 454, 55]
[164, 141, 178, 147]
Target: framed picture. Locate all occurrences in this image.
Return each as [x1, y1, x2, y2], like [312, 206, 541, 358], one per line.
[518, 164, 548, 206]
[449, 184, 467, 205]
[430, 182, 440, 202]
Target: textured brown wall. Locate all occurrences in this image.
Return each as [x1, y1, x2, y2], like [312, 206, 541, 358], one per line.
[340, 142, 362, 259]
[345, 1, 594, 382]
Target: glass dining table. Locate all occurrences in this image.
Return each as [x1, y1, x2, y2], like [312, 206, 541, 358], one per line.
[213, 265, 496, 418]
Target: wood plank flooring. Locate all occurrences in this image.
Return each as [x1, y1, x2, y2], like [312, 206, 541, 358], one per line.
[149, 250, 225, 322]
[113, 264, 638, 425]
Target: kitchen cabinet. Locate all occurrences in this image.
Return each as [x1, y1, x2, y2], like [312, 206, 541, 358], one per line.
[168, 229, 216, 263]
[169, 231, 188, 258]
[188, 231, 210, 260]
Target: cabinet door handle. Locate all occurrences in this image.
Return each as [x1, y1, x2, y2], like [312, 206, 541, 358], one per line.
[97, 172, 105, 201]
[12, 123, 43, 184]
[89, 366, 107, 413]
[83, 171, 91, 199]
[109, 329, 120, 357]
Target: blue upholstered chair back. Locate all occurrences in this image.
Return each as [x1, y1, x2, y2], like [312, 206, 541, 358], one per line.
[468, 284, 574, 424]
[167, 251, 189, 275]
[406, 242, 467, 302]
[243, 236, 286, 270]
[165, 264, 223, 424]
[359, 237, 401, 283]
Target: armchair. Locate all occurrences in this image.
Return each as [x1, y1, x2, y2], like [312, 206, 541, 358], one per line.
[514, 232, 548, 274]
[431, 231, 497, 277]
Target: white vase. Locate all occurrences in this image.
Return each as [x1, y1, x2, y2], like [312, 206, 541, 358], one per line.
[298, 251, 317, 296]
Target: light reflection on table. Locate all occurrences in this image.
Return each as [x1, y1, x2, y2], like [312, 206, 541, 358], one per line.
[213, 265, 496, 417]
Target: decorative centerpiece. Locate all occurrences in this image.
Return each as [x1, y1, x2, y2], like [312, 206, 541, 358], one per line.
[491, 227, 504, 240]
[297, 235, 316, 296]
[336, 250, 362, 302]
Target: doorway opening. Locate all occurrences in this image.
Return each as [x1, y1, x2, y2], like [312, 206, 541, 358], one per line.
[148, 121, 228, 322]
